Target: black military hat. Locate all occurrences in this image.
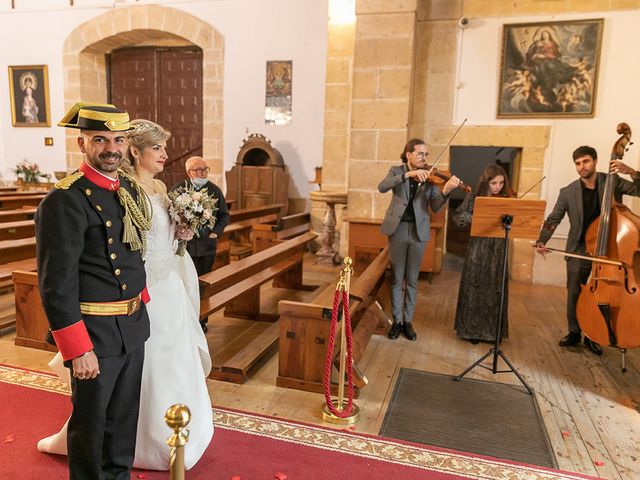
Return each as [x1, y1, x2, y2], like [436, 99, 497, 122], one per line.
[58, 102, 132, 131]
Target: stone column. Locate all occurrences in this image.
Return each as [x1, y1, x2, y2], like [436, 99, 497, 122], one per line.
[348, 0, 418, 222]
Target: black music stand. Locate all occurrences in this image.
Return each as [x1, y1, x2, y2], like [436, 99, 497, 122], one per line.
[454, 196, 546, 395]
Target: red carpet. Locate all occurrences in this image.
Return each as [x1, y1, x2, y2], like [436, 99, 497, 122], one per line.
[1, 364, 598, 480]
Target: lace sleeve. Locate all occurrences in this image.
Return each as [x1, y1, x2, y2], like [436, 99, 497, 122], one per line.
[452, 192, 474, 228]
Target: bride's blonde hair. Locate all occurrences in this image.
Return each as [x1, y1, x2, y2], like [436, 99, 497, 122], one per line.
[122, 119, 171, 173]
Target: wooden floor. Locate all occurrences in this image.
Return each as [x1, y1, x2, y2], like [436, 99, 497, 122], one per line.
[1, 254, 639, 479]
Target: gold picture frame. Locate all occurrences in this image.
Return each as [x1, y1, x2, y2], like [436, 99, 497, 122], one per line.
[8, 65, 51, 127]
[497, 19, 604, 118]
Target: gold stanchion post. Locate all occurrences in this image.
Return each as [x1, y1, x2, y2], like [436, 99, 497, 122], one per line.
[165, 404, 191, 480]
[321, 257, 360, 424]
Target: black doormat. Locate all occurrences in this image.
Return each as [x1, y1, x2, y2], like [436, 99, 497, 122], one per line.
[379, 369, 557, 468]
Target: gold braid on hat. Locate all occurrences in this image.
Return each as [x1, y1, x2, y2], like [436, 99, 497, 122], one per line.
[116, 169, 152, 254]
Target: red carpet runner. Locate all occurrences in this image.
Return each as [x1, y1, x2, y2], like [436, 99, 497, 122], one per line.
[1, 364, 598, 480]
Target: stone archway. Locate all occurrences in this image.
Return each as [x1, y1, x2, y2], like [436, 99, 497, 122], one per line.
[62, 5, 224, 184]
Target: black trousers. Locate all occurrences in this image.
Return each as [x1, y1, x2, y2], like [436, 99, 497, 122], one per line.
[68, 345, 144, 480]
[192, 253, 216, 279]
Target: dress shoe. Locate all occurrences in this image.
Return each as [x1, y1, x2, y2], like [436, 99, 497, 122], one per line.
[468, 338, 480, 345]
[388, 322, 401, 340]
[403, 322, 417, 341]
[584, 337, 603, 355]
[558, 331, 581, 347]
[200, 320, 208, 333]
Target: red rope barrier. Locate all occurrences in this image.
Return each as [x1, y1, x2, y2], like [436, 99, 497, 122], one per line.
[323, 289, 355, 418]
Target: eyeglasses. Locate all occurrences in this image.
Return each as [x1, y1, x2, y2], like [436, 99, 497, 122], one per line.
[188, 167, 210, 174]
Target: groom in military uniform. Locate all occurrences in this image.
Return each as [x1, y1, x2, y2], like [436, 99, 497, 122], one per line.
[36, 103, 152, 479]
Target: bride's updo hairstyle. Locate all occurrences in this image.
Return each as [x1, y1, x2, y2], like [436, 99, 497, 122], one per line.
[123, 119, 171, 173]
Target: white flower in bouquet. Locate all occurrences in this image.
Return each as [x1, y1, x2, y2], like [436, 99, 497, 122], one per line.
[168, 184, 219, 256]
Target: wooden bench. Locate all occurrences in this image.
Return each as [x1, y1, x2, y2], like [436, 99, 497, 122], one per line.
[211, 204, 284, 268]
[0, 258, 37, 288]
[276, 247, 390, 395]
[0, 190, 47, 197]
[11, 270, 56, 350]
[0, 220, 35, 241]
[0, 194, 46, 210]
[0, 259, 37, 332]
[226, 204, 283, 260]
[252, 212, 310, 253]
[0, 207, 37, 224]
[0, 237, 36, 264]
[199, 231, 317, 383]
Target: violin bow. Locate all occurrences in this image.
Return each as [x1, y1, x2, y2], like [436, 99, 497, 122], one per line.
[518, 176, 546, 199]
[532, 244, 624, 266]
[426, 118, 468, 176]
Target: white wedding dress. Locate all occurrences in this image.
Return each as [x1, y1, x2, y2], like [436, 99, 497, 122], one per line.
[37, 193, 214, 470]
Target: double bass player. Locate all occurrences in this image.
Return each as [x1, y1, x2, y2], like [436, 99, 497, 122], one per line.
[535, 145, 640, 354]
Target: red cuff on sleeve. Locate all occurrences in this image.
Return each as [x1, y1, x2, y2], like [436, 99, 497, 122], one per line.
[141, 286, 150, 304]
[51, 320, 94, 361]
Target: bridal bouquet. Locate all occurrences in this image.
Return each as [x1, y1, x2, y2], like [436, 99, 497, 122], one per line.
[168, 185, 219, 256]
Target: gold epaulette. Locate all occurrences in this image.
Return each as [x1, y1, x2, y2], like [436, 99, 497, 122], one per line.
[55, 171, 84, 190]
[117, 168, 137, 185]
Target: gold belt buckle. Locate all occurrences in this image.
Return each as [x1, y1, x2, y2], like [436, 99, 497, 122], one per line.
[127, 296, 140, 315]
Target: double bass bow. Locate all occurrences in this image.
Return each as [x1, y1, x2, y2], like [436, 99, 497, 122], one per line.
[576, 122, 640, 369]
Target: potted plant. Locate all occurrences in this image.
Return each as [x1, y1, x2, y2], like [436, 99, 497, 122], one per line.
[15, 159, 51, 184]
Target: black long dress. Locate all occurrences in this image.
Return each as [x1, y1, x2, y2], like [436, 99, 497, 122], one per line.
[452, 193, 509, 341]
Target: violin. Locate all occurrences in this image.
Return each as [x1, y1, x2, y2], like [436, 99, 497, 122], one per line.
[419, 165, 471, 192]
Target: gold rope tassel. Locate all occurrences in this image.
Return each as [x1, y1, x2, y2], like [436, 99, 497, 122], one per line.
[117, 185, 152, 253]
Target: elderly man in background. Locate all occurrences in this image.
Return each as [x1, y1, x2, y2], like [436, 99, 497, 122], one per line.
[174, 156, 229, 331]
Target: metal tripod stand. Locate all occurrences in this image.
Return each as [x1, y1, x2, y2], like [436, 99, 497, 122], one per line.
[454, 214, 533, 395]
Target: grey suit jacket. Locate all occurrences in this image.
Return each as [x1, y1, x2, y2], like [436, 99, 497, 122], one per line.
[537, 172, 640, 254]
[378, 164, 447, 242]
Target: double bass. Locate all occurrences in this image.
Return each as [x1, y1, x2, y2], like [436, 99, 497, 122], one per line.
[576, 122, 640, 369]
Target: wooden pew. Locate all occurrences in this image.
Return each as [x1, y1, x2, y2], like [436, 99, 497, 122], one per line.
[0, 207, 37, 223]
[12, 270, 56, 351]
[0, 186, 19, 192]
[276, 247, 390, 395]
[0, 220, 35, 241]
[0, 190, 47, 197]
[213, 203, 284, 266]
[252, 212, 310, 253]
[0, 237, 36, 264]
[200, 232, 317, 383]
[0, 258, 37, 289]
[0, 194, 46, 210]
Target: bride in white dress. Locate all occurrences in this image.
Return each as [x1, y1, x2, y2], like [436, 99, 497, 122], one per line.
[37, 119, 214, 470]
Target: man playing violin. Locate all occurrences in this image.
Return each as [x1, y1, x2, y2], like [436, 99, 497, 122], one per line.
[379, 138, 461, 341]
[535, 145, 640, 354]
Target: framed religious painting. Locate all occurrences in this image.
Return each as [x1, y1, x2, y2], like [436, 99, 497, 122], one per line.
[497, 19, 604, 118]
[265, 60, 292, 125]
[8, 65, 51, 127]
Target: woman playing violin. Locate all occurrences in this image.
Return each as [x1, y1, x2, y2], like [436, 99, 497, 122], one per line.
[452, 164, 513, 344]
[378, 138, 462, 342]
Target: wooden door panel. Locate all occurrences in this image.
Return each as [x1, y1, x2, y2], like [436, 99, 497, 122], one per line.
[158, 50, 203, 187]
[109, 49, 157, 122]
[108, 47, 203, 187]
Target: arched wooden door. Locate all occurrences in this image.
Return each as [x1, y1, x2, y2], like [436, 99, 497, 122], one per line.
[108, 46, 203, 187]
